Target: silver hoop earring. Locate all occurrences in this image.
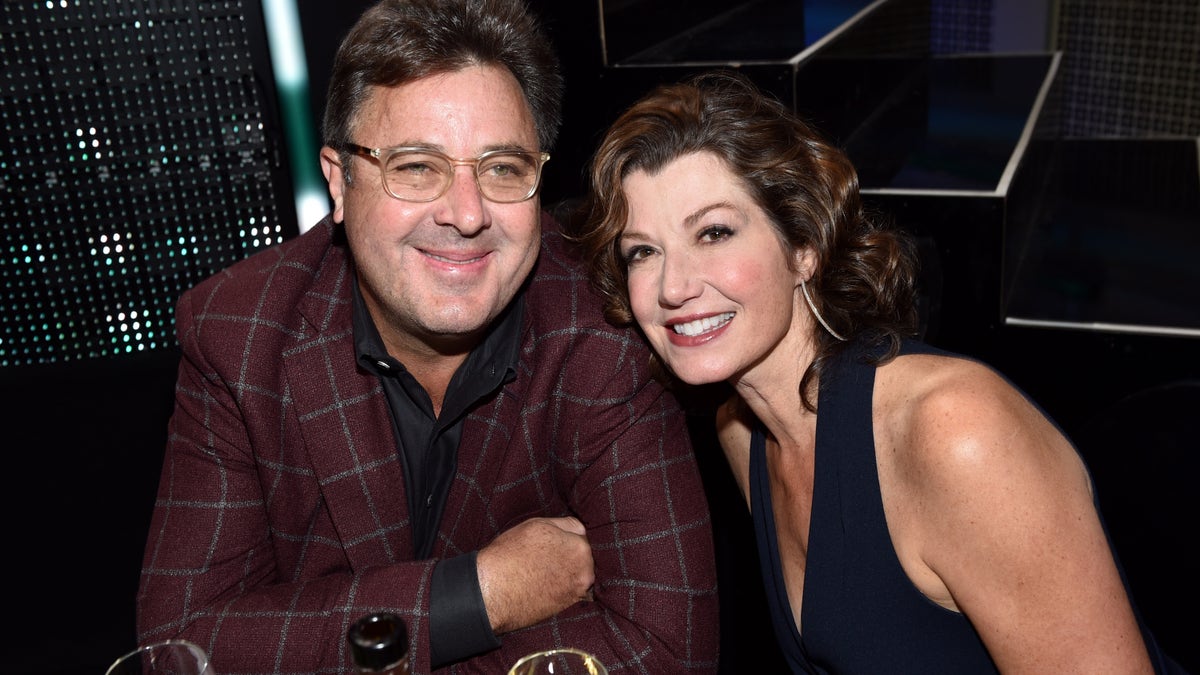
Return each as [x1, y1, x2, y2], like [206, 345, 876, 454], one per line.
[801, 279, 846, 341]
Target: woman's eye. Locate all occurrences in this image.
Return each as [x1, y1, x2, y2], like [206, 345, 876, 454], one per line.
[622, 245, 654, 265]
[699, 225, 733, 243]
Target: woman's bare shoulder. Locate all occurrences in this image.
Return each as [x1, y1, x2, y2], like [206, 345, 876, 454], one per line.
[875, 353, 1072, 488]
[874, 355, 1145, 672]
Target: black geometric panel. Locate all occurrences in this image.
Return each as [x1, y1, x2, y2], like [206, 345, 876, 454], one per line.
[0, 0, 297, 367]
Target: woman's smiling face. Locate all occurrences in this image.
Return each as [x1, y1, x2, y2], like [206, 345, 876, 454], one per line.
[619, 151, 810, 385]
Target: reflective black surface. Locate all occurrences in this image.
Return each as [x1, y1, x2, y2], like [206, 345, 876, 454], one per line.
[1005, 139, 1200, 333]
[615, 0, 874, 64]
[845, 55, 1054, 191]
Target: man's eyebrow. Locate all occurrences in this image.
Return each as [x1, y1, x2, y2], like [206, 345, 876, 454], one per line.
[481, 142, 537, 153]
[377, 141, 535, 155]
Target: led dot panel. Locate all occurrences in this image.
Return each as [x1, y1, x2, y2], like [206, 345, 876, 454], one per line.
[1, 0, 297, 367]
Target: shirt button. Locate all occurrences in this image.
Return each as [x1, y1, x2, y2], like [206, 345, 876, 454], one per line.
[426, 494, 434, 507]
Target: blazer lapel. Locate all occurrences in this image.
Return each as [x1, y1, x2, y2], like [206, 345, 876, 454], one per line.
[283, 234, 413, 564]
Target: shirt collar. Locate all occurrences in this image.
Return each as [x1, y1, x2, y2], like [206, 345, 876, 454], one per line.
[351, 271, 522, 398]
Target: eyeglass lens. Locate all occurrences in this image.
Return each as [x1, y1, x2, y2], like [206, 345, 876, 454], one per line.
[383, 150, 541, 202]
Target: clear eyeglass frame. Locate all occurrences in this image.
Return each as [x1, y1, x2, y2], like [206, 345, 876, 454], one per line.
[340, 143, 550, 204]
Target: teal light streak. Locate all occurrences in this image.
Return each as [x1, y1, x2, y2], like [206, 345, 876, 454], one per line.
[261, 0, 328, 234]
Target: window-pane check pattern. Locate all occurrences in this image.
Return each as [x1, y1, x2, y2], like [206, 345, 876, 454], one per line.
[137, 219, 720, 674]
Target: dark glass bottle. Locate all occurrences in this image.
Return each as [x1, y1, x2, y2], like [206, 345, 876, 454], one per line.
[348, 612, 410, 674]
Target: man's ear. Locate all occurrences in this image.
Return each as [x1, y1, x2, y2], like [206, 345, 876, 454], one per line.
[319, 146, 346, 223]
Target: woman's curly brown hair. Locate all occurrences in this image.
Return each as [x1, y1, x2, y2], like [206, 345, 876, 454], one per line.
[574, 70, 920, 411]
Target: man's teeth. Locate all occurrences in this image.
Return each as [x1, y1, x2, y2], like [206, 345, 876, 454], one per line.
[428, 252, 482, 264]
[673, 312, 734, 337]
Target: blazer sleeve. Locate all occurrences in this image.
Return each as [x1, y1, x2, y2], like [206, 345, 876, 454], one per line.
[439, 326, 721, 674]
[136, 286, 440, 673]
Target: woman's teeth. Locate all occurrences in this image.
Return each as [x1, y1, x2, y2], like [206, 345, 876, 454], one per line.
[672, 312, 734, 337]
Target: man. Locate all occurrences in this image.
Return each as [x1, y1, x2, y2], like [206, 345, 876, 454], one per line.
[134, 0, 719, 672]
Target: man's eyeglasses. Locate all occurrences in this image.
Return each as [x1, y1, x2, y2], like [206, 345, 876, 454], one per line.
[339, 143, 550, 204]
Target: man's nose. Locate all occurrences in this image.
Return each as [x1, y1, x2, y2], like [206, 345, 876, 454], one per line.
[436, 165, 489, 235]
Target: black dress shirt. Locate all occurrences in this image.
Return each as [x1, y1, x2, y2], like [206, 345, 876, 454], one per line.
[351, 277, 522, 667]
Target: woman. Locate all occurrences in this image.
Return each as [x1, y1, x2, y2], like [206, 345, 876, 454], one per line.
[576, 71, 1177, 673]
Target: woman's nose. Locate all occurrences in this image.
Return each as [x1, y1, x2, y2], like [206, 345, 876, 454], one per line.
[658, 251, 701, 307]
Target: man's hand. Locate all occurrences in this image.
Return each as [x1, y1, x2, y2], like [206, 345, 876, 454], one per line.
[476, 516, 595, 634]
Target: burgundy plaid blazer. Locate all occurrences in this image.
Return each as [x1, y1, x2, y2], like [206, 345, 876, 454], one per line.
[136, 215, 719, 674]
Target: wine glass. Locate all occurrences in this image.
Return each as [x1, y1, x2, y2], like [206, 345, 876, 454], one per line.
[105, 639, 215, 675]
[507, 648, 607, 675]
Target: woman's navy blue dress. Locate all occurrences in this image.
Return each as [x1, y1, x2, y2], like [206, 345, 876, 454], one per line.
[749, 338, 1180, 674]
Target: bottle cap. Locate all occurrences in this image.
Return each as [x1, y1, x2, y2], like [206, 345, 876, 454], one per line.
[348, 612, 408, 671]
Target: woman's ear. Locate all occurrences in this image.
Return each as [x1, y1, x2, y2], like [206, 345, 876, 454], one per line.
[794, 247, 817, 282]
[319, 146, 347, 224]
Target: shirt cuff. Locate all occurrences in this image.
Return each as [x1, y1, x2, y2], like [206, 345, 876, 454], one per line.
[429, 551, 501, 668]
